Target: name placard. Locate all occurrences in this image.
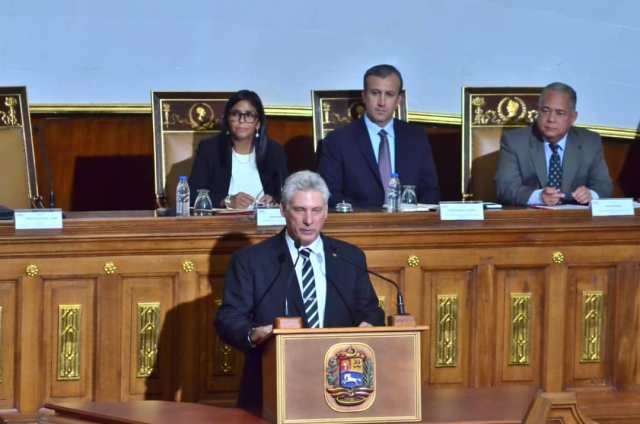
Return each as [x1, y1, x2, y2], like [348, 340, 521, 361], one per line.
[14, 208, 63, 229]
[439, 202, 484, 221]
[256, 207, 286, 226]
[591, 198, 634, 217]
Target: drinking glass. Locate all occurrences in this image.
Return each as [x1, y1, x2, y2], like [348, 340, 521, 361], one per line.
[193, 189, 213, 216]
[401, 185, 417, 206]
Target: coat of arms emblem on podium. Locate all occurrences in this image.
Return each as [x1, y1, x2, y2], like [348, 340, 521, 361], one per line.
[324, 343, 376, 412]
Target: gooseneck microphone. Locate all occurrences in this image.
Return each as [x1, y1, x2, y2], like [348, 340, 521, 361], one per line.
[329, 245, 407, 315]
[283, 239, 301, 316]
[253, 240, 302, 317]
[33, 127, 56, 208]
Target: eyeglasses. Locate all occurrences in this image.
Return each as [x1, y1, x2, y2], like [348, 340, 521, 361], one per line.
[228, 110, 258, 123]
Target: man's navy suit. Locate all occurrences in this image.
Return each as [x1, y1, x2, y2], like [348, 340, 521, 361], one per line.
[215, 230, 384, 415]
[318, 118, 440, 208]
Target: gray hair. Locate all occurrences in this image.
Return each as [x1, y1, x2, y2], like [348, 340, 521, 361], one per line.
[281, 170, 330, 207]
[539, 82, 577, 111]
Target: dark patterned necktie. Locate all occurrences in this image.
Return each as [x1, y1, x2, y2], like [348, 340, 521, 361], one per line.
[299, 248, 319, 328]
[547, 143, 562, 189]
[378, 129, 391, 192]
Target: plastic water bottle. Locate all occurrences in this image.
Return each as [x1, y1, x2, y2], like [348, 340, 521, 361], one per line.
[386, 173, 401, 213]
[176, 176, 190, 217]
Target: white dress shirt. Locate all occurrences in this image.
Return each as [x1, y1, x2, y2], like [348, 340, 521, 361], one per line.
[285, 232, 327, 328]
[228, 148, 264, 200]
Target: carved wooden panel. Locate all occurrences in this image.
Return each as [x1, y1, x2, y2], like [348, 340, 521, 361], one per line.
[43, 279, 95, 400]
[565, 267, 614, 387]
[0, 281, 16, 408]
[426, 270, 472, 385]
[495, 269, 545, 386]
[121, 276, 175, 400]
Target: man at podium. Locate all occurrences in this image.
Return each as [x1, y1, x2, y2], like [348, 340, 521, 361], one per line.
[216, 170, 385, 415]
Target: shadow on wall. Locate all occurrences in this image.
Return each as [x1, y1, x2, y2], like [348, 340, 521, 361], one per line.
[145, 232, 252, 405]
[618, 120, 640, 199]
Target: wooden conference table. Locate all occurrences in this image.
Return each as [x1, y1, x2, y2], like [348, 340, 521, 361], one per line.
[0, 208, 639, 423]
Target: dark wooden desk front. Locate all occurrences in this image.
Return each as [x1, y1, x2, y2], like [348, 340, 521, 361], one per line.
[0, 209, 639, 423]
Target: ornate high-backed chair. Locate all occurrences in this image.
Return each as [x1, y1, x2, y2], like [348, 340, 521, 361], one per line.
[311, 89, 408, 151]
[0, 86, 40, 208]
[461, 87, 542, 202]
[152, 91, 232, 208]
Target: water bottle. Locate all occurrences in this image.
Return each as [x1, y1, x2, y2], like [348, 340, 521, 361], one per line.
[176, 176, 190, 217]
[386, 173, 401, 213]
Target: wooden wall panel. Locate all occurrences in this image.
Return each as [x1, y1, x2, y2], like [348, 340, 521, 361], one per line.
[0, 281, 16, 409]
[494, 268, 545, 386]
[565, 267, 614, 388]
[613, 262, 640, 389]
[43, 279, 95, 400]
[427, 270, 472, 386]
[1, 211, 640, 422]
[121, 276, 175, 400]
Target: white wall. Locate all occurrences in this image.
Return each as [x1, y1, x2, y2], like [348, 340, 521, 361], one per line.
[2, 0, 639, 129]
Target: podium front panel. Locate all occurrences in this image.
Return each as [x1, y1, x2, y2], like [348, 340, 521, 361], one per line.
[275, 330, 421, 423]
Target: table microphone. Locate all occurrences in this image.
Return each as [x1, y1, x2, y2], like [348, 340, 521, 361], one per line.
[329, 245, 407, 315]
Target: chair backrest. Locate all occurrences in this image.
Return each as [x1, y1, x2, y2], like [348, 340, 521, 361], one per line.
[152, 91, 232, 208]
[461, 87, 542, 202]
[0, 86, 40, 209]
[311, 89, 408, 151]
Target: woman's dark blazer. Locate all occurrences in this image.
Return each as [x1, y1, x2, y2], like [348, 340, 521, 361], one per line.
[189, 134, 288, 207]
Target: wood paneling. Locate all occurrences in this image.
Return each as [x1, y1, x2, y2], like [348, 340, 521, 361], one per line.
[1, 210, 640, 422]
[0, 281, 16, 409]
[43, 279, 95, 400]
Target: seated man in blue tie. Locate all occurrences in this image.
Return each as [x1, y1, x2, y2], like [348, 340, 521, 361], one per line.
[495, 82, 613, 206]
[318, 64, 440, 208]
[215, 170, 384, 415]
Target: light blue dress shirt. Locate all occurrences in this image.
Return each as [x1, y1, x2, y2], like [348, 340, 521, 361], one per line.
[364, 114, 396, 174]
[285, 232, 327, 328]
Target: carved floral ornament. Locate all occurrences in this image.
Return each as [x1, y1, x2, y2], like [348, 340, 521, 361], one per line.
[471, 95, 538, 126]
[0, 96, 20, 127]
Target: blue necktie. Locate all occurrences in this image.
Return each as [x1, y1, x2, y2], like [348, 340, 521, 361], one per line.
[547, 144, 562, 189]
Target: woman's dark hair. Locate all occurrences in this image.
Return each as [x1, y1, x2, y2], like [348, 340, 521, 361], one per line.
[221, 89, 268, 162]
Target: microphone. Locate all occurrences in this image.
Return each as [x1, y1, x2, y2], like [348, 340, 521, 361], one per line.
[33, 127, 56, 208]
[253, 239, 302, 319]
[284, 239, 301, 316]
[329, 245, 407, 315]
[252, 253, 288, 316]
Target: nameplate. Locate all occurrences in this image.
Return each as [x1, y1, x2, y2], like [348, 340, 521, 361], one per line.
[256, 207, 286, 226]
[591, 198, 634, 217]
[439, 202, 484, 221]
[14, 208, 63, 229]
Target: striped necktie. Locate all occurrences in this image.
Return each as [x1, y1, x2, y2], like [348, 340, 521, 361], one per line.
[299, 248, 319, 328]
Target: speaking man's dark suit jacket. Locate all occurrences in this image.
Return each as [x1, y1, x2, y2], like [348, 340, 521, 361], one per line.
[495, 125, 613, 206]
[215, 230, 385, 415]
[318, 118, 440, 208]
[189, 134, 288, 207]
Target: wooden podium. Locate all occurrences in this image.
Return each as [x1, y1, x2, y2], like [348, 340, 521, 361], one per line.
[261, 325, 427, 424]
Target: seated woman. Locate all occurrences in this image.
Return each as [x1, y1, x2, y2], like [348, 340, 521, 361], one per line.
[189, 90, 288, 209]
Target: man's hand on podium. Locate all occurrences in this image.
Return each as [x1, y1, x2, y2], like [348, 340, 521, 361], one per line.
[358, 321, 373, 327]
[249, 324, 273, 347]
